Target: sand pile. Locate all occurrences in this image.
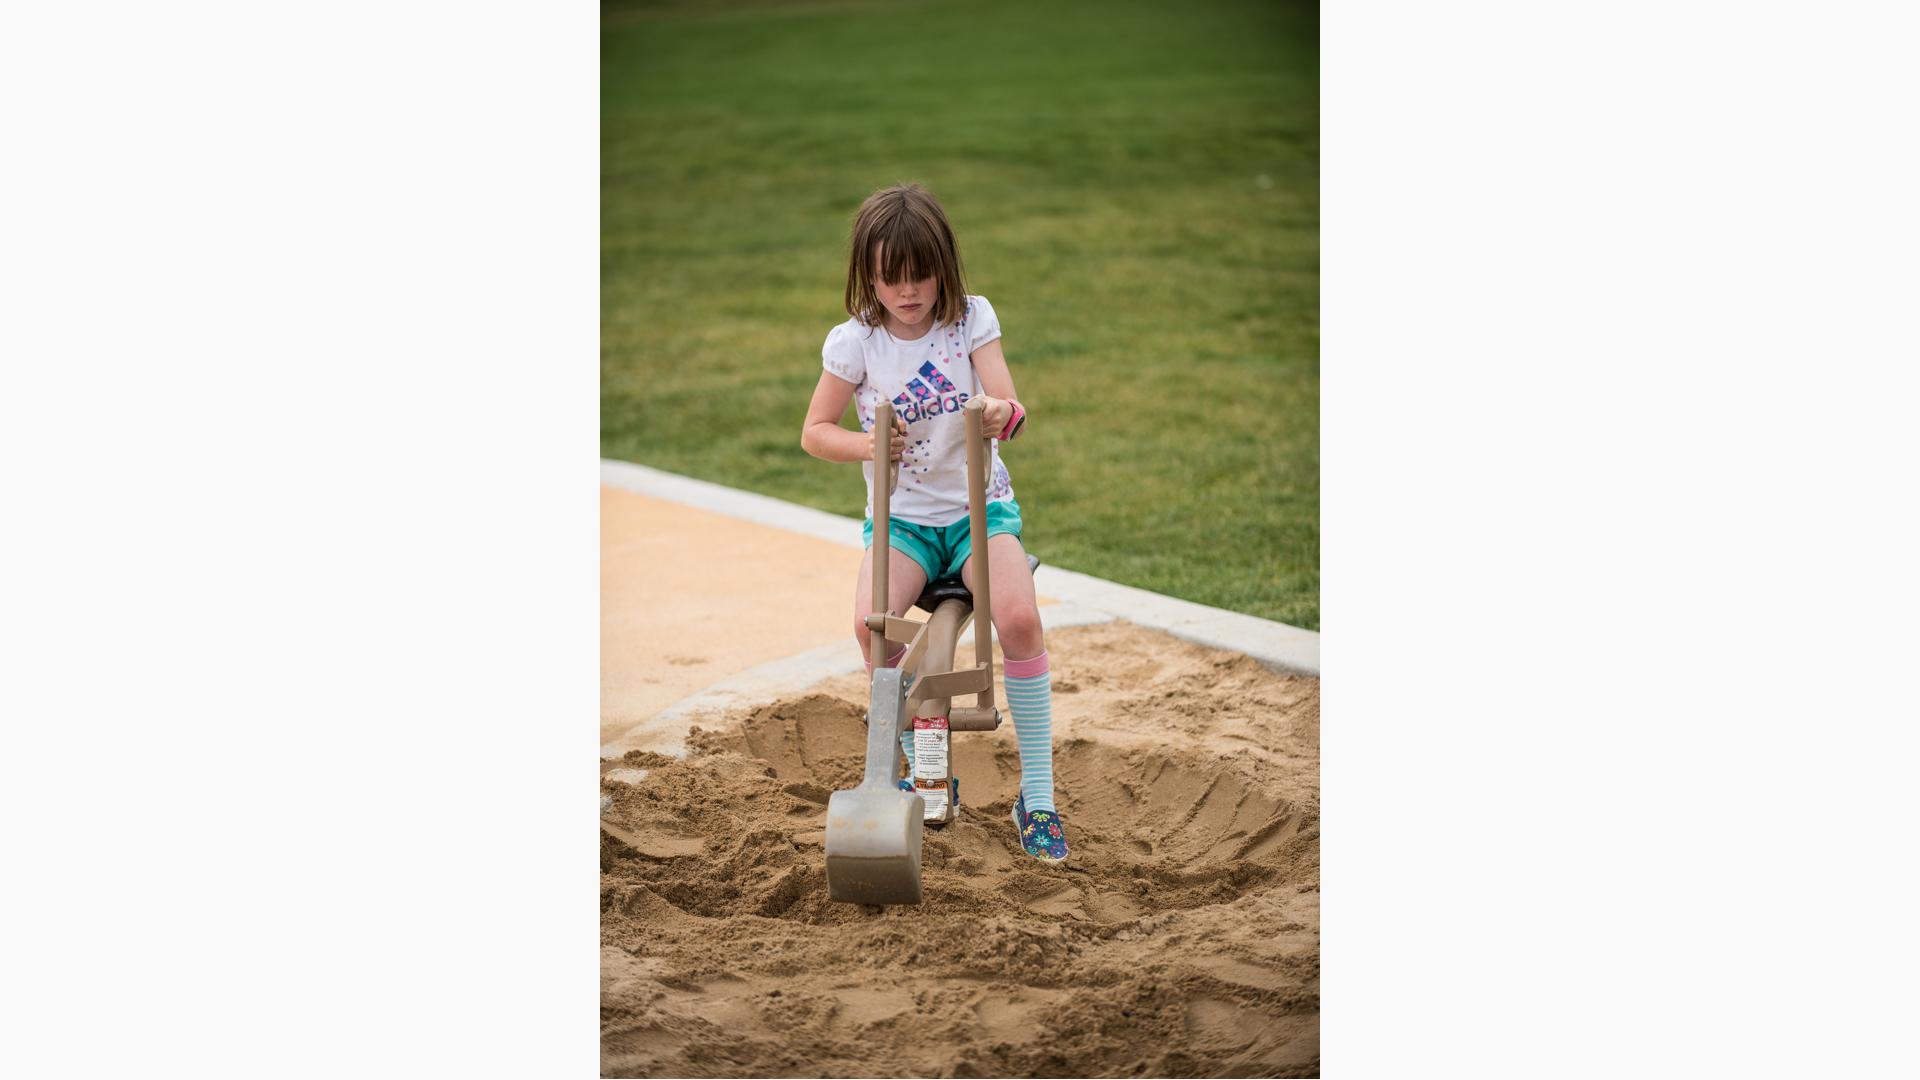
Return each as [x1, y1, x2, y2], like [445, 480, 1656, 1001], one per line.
[600, 622, 1319, 1077]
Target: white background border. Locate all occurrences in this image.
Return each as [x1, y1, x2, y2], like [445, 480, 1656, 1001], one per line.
[3, 1, 1918, 1075]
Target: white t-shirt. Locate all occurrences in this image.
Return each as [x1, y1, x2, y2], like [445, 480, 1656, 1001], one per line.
[822, 294, 1015, 527]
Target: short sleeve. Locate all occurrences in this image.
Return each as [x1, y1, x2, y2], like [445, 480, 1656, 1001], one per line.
[965, 295, 1002, 353]
[821, 322, 865, 385]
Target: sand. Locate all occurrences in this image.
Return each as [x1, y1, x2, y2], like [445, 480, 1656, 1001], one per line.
[600, 621, 1320, 1078]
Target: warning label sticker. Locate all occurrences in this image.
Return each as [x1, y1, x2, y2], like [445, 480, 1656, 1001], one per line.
[913, 716, 950, 779]
[913, 715, 951, 820]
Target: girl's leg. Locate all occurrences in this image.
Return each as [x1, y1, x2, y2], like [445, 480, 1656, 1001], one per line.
[959, 533, 1057, 814]
[853, 544, 930, 666]
[959, 532, 1044, 659]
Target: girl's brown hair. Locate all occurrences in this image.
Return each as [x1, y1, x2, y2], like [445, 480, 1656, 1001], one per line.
[844, 183, 968, 328]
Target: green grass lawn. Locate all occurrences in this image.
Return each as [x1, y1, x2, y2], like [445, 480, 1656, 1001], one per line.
[602, 0, 1318, 629]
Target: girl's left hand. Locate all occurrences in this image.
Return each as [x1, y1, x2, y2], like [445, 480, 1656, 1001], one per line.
[975, 396, 1012, 438]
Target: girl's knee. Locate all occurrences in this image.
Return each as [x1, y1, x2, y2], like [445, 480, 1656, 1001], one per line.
[995, 600, 1043, 647]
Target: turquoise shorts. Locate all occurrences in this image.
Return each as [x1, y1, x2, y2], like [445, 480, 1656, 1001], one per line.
[863, 498, 1023, 583]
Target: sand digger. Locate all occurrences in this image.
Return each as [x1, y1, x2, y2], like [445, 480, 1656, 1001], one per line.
[825, 398, 1027, 906]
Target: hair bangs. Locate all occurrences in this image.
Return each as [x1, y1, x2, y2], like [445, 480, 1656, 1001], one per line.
[874, 215, 940, 286]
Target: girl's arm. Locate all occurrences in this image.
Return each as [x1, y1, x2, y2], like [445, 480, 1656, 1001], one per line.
[969, 339, 1024, 438]
[801, 371, 905, 463]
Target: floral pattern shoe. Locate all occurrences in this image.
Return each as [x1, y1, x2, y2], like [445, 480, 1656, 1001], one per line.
[1011, 793, 1069, 863]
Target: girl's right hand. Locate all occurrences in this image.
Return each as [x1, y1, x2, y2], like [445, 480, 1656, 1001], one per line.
[873, 413, 908, 463]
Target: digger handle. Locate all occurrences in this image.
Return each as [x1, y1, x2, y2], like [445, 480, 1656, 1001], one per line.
[963, 399, 994, 695]
[871, 401, 894, 670]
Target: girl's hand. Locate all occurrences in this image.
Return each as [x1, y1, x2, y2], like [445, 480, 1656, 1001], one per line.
[872, 413, 908, 463]
[975, 396, 1013, 439]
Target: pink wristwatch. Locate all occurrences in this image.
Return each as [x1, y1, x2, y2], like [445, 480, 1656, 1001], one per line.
[999, 399, 1026, 441]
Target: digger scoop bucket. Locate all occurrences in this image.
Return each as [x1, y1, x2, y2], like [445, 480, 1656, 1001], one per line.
[825, 667, 924, 904]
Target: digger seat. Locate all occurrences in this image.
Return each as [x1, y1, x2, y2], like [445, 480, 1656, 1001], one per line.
[914, 553, 1041, 613]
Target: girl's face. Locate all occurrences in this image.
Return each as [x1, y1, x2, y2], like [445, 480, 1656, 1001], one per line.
[873, 247, 937, 332]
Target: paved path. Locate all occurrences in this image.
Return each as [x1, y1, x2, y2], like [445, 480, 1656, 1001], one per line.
[600, 486, 852, 748]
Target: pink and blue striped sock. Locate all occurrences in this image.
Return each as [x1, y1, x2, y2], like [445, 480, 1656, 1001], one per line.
[1003, 651, 1056, 813]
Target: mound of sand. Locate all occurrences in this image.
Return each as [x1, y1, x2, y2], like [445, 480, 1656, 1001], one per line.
[600, 621, 1319, 1077]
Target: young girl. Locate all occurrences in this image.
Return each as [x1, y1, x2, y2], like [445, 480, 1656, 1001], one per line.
[799, 183, 1067, 863]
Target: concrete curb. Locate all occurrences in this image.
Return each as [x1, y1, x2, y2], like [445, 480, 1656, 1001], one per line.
[600, 459, 1319, 677]
[602, 641, 860, 759]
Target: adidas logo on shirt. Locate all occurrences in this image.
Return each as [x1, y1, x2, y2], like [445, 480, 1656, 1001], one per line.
[891, 360, 969, 423]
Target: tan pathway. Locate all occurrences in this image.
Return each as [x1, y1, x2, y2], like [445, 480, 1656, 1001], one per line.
[600, 486, 855, 747]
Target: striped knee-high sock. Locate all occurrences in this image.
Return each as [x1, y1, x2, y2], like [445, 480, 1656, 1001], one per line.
[1003, 651, 1056, 813]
